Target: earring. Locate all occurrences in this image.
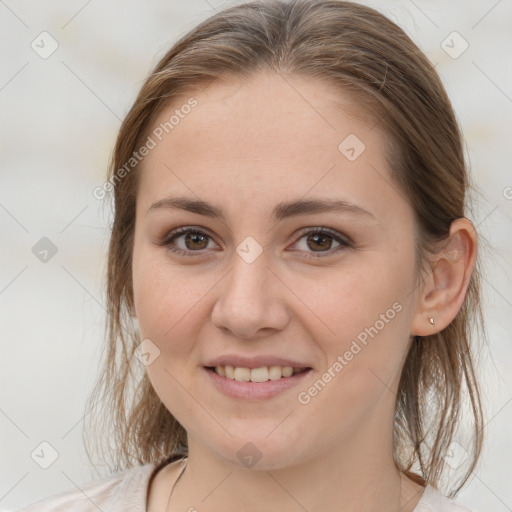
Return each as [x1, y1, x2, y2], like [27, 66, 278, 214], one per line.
[428, 317, 435, 326]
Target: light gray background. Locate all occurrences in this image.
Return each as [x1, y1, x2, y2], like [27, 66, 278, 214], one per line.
[1, 0, 511, 510]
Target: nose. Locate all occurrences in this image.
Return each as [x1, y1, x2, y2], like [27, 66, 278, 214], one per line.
[210, 248, 290, 340]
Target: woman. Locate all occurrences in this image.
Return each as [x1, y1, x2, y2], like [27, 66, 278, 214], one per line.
[17, 0, 485, 510]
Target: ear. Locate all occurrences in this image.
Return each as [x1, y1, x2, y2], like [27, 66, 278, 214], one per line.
[411, 217, 477, 336]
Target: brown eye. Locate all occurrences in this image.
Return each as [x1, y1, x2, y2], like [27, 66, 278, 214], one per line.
[292, 228, 351, 258]
[158, 226, 350, 259]
[159, 227, 217, 256]
[306, 233, 334, 252]
[182, 232, 209, 250]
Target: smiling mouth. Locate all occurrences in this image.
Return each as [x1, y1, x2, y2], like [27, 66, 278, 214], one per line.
[205, 365, 311, 383]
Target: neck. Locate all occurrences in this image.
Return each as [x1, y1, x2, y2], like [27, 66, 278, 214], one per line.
[167, 419, 424, 512]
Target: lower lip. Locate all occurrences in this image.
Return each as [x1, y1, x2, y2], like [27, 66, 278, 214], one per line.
[204, 367, 312, 400]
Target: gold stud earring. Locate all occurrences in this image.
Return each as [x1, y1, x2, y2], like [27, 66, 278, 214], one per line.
[428, 317, 435, 326]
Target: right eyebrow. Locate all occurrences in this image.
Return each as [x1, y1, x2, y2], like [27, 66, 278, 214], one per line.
[146, 195, 377, 223]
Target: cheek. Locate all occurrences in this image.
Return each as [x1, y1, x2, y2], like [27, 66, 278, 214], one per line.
[133, 255, 167, 339]
[308, 248, 416, 390]
[132, 247, 198, 345]
[132, 250, 210, 423]
[309, 256, 411, 345]
[132, 247, 227, 373]
[297, 266, 413, 439]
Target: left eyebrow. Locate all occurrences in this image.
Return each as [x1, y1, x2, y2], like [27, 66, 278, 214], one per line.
[146, 196, 377, 223]
[272, 197, 376, 222]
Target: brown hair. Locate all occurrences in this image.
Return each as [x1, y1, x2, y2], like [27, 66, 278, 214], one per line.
[84, 0, 485, 497]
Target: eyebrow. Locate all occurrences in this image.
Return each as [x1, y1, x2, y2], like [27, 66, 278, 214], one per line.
[146, 196, 376, 223]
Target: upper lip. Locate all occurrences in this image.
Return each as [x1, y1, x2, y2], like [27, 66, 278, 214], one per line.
[204, 355, 312, 369]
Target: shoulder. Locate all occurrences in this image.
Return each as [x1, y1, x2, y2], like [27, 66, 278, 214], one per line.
[413, 485, 480, 512]
[14, 462, 158, 512]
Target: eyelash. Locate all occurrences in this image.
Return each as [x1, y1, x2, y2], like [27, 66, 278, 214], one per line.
[157, 226, 352, 259]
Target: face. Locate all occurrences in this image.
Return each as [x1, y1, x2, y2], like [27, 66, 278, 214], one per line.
[131, 72, 421, 469]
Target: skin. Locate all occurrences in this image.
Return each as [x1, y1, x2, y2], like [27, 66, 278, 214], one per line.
[131, 71, 477, 512]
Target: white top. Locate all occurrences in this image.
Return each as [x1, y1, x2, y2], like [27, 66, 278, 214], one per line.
[14, 462, 479, 512]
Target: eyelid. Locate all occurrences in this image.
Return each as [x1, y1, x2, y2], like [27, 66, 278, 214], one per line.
[158, 225, 352, 257]
[293, 226, 353, 246]
[157, 226, 220, 254]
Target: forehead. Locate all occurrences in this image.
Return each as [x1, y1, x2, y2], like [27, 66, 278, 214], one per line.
[148, 72, 377, 152]
[136, 72, 403, 223]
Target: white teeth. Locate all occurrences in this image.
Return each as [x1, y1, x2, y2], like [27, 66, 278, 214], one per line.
[250, 367, 269, 382]
[225, 365, 234, 379]
[213, 365, 305, 382]
[268, 366, 282, 380]
[234, 367, 251, 381]
[281, 366, 294, 377]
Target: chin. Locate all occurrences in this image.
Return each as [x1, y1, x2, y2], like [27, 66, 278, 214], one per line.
[207, 430, 307, 471]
